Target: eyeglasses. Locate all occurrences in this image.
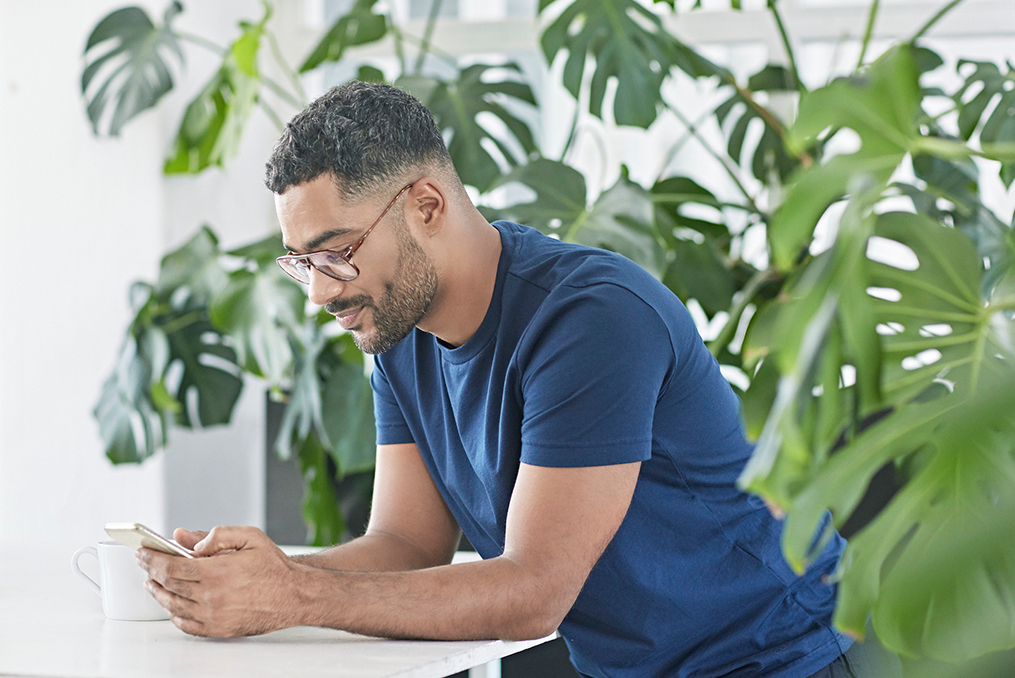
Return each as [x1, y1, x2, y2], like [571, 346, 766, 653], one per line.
[276, 183, 413, 285]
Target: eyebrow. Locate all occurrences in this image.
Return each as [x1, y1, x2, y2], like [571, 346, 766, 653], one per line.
[283, 228, 355, 254]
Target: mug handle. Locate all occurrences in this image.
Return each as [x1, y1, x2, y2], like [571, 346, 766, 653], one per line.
[71, 546, 101, 597]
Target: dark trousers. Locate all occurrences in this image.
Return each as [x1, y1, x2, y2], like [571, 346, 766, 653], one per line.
[805, 623, 903, 678]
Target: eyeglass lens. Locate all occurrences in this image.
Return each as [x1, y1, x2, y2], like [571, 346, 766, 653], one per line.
[279, 251, 358, 284]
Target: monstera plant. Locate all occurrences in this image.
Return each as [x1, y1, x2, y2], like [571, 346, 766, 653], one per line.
[84, 0, 1015, 667]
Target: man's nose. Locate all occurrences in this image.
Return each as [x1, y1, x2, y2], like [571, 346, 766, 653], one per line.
[306, 266, 345, 306]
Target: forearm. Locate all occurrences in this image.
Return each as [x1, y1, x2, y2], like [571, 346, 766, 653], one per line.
[290, 555, 570, 641]
[291, 529, 458, 572]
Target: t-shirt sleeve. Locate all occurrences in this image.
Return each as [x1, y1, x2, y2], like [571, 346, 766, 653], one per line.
[518, 283, 675, 467]
[370, 355, 415, 445]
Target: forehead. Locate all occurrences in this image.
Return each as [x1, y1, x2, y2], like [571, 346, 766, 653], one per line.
[275, 174, 374, 253]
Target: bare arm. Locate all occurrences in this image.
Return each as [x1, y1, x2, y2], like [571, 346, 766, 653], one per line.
[139, 451, 641, 640]
[291, 443, 462, 572]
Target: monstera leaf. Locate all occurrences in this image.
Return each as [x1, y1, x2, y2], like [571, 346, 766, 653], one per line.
[652, 176, 735, 316]
[94, 286, 171, 464]
[482, 158, 588, 231]
[82, 1, 184, 136]
[955, 59, 1015, 187]
[164, 5, 271, 174]
[743, 207, 1015, 659]
[714, 65, 800, 184]
[319, 334, 376, 477]
[486, 160, 663, 276]
[299, 0, 387, 72]
[538, 0, 723, 128]
[155, 226, 229, 303]
[209, 260, 305, 387]
[772, 45, 923, 269]
[397, 64, 537, 192]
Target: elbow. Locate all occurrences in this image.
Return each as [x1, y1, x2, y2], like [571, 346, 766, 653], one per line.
[499, 595, 570, 641]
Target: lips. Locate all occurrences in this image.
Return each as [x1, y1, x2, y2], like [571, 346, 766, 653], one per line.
[335, 306, 362, 330]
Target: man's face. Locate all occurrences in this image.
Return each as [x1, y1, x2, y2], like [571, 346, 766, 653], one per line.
[276, 175, 438, 354]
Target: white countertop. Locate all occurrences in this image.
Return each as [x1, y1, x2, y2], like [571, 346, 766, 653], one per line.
[0, 544, 552, 678]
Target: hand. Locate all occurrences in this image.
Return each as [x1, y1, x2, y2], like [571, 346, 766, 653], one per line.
[137, 525, 306, 637]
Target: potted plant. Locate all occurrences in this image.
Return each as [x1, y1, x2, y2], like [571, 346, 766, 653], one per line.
[84, 0, 1014, 668]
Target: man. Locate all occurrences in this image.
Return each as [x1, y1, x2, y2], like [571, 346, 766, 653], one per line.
[138, 81, 895, 678]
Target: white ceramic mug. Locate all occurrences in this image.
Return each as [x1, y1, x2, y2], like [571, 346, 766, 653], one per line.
[71, 541, 170, 621]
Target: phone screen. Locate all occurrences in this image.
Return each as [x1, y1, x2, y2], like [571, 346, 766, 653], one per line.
[105, 522, 196, 558]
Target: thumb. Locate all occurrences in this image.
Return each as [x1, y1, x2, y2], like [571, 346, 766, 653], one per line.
[192, 525, 261, 556]
[173, 528, 209, 550]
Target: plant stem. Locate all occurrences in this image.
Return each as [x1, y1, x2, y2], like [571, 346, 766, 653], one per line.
[175, 30, 226, 55]
[413, 0, 445, 75]
[266, 30, 307, 106]
[259, 98, 286, 131]
[398, 32, 460, 70]
[262, 75, 302, 109]
[708, 267, 775, 357]
[666, 103, 761, 213]
[654, 106, 718, 184]
[390, 23, 407, 74]
[767, 1, 806, 94]
[855, 0, 880, 71]
[910, 0, 965, 42]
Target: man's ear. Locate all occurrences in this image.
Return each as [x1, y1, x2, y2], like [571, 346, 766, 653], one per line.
[406, 178, 447, 237]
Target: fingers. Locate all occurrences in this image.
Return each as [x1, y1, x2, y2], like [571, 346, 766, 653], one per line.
[144, 579, 212, 637]
[173, 528, 209, 550]
[192, 525, 267, 556]
[137, 547, 202, 582]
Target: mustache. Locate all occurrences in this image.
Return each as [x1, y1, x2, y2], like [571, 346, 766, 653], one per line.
[325, 295, 373, 315]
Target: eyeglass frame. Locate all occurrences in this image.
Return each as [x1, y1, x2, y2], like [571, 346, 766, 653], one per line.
[275, 182, 414, 285]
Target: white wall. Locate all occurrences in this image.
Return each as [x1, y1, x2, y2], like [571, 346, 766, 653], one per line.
[0, 0, 299, 547]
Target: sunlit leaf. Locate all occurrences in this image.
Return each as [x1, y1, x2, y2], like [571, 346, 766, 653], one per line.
[82, 2, 184, 136]
[163, 5, 271, 174]
[772, 45, 922, 269]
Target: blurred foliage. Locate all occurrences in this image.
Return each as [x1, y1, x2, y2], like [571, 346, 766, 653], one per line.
[86, 0, 1015, 662]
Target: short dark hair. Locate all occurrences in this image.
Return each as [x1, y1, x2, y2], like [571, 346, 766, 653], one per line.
[264, 81, 455, 201]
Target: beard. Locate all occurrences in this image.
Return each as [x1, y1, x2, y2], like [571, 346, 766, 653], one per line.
[325, 223, 439, 354]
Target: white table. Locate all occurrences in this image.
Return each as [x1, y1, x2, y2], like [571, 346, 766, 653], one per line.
[0, 544, 554, 678]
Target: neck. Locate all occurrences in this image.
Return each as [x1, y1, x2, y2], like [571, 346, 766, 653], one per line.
[416, 211, 501, 348]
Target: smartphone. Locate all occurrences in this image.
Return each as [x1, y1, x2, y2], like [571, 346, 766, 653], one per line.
[104, 522, 196, 559]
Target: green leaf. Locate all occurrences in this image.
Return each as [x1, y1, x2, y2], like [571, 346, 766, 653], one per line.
[319, 334, 376, 476]
[355, 65, 386, 83]
[396, 64, 537, 192]
[156, 225, 228, 303]
[714, 65, 799, 184]
[209, 264, 305, 386]
[226, 232, 287, 265]
[161, 308, 243, 428]
[954, 60, 1015, 187]
[274, 321, 327, 461]
[663, 239, 735, 317]
[163, 6, 270, 174]
[94, 329, 169, 464]
[297, 434, 345, 546]
[868, 212, 983, 405]
[299, 0, 387, 73]
[482, 158, 588, 231]
[82, 2, 184, 136]
[539, 0, 723, 128]
[772, 45, 923, 269]
[568, 173, 665, 278]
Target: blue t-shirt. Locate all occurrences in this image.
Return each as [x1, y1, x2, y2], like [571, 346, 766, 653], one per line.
[372, 221, 851, 677]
